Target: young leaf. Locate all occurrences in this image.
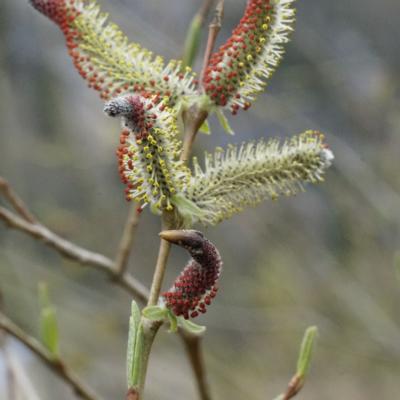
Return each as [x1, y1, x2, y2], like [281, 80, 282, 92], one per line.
[40, 307, 59, 357]
[394, 251, 400, 283]
[216, 109, 235, 135]
[199, 119, 211, 135]
[142, 306, 167, 321]
[182, 14, 202, 69]
[296, 326, 318, 379]
[127, 301, 141, 388]
[166, 309, 178, 333]
[38, 283, 59, 357]
[178, 318, 206, 336]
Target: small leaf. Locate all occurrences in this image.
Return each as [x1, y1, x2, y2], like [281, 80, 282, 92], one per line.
[296, 326, 318, 379]
[131, 322, 145, 387]
[199, 119, 211, 135]
[166, 309, 178, 333]
[171, 194, 207, 225]
[178, 318, 206, 335]
[182, 14, 202, 69]
[38, 283, 59, 357]
[127, 301, 141, 388]
[142, 306, 167, 321]
[40, 307, 59, 357]
[216, 109, 235, 135]
[394, 251, 400, 283]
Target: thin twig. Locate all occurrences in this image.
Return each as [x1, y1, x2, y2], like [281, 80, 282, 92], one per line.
[279, 374, 303, 400]
[0, 205, 149, 303]
[181, 107, 209, 163]
[147, 214, 175, 306]
[181, 0, 224, 163]
[0, 312, 102, 400]
[114, 204, 142, 278]
[198, 0, 215, 23]
[199, 0, 224, 86]
[0, 177, 37, 223]
[181, 329, 212, 400]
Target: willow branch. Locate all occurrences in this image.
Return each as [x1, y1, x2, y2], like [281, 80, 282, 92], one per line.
[181, 0, 224, 163]
[0, 205, 149, 303]
[0, 312, 102, 400]
[147, 214, 174, 306]
[114, 204, 142, 278]
[199, 0, 224, 86]
[180, 329, 212, 400]
[0, 177, 36, 223]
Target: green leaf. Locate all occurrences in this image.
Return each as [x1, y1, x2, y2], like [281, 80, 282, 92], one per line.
[166, 309, 178, 333]
[199, 119, 211, 135]
[127, 301, 141, 388]
[296, 326, 318, 379]
[394, 251, 400, 282]
[38, 283, 59, 357]
[178, 318, 206, 336]
[131, 322, 145, 388]
[216, 109, 235, 135]
[182, 14, 202, 69]
[40, 307, 59, 357]
[171, 194, 207, 225]
[142, 306, 167, 321]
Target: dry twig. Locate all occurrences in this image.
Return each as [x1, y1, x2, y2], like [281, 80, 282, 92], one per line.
[0, 312, 102, 400]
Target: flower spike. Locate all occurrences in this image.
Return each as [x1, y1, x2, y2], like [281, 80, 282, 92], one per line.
[105, 95, 190, 211]
[185, 131, 334, 225]
[30, 0, 197, 105]
[160, 230, 223, 320]
[203, 0, 296, 114]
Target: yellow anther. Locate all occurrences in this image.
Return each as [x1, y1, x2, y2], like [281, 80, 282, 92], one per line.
[262, 24, 269, 30]
[147, 165, 153, 172]
[246, 54, 253, 61]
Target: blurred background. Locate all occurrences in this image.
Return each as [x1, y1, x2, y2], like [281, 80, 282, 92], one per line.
[1, 0, 400, 399]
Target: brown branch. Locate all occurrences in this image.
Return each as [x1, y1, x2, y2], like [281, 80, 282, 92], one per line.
[181, 329, 212, 400]
[199, 0, 224, 86]
[0, 205, 149, 304]
[198, 0, 215, 23]
[147, 214, 175, 306]
[0, 180, 212, 400]
[0, 312, 102, 400]
[114, 204, 142, 278]
[0, 177, 37, 223]
[181, 0, 224, 163]
[271, 374, 304, 400]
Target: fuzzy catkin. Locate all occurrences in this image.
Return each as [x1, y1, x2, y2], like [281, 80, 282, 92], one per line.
[184, 131, 334, 225]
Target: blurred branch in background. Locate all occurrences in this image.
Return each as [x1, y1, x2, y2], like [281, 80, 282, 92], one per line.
[0, 177, 214, 399]
[0, 197, 149, 303]
[114, 204, 142, 278]
[0, 312, 102, 400]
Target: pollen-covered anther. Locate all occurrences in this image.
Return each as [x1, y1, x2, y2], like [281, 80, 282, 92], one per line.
[105, 95, 190, 211]
[203, 0, 296, 114]
[160, 230, 223, 319]
[30, 0, 197, 105]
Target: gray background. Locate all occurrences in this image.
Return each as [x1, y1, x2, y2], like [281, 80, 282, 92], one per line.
[1, 0, 399, 399]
